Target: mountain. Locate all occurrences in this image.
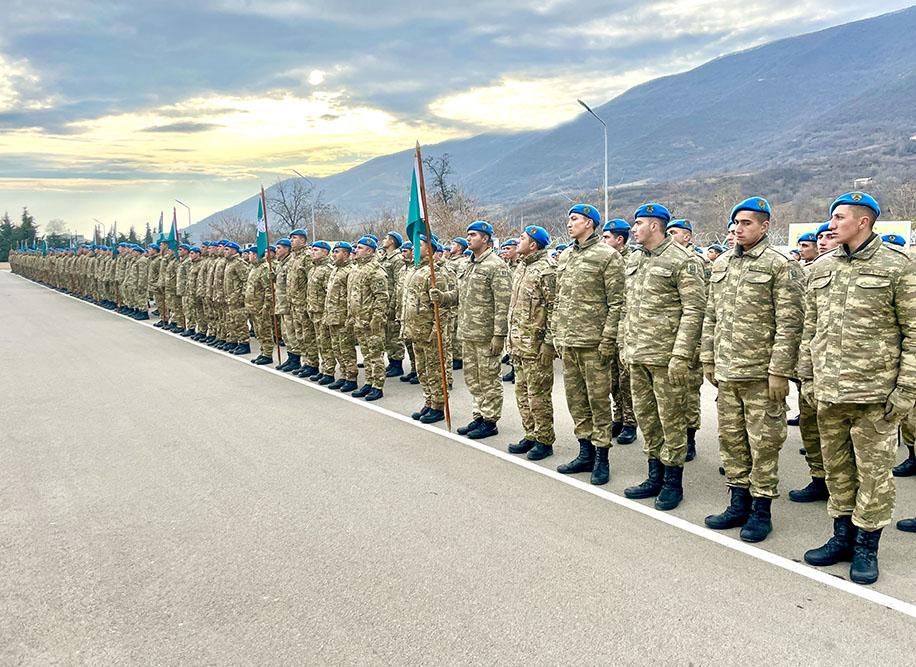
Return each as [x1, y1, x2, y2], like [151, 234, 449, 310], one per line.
[191, 6, 916, 239]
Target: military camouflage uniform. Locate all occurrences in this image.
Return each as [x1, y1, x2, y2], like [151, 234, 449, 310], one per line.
[347, 255, 389, 388]
[223, 253, 250, 344]
[324, 261, 357, 381]
[306, 255, 335, 376]
[403, 262, 455, 409]
[245, 258, 275, 357]
[610, 244, 636, 429]
[379, 249, 404, 364]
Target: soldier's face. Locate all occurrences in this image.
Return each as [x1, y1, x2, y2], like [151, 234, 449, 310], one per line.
[277, 245, 290, 259]
[466, 230, 488, 253]
[355, 244, 374, 258]
[333, 248, 351, 264]
[291, 235, 306, 249]
[450, 242, 465, 256]
[798, 241, 818, 261]
[830, 205, 871, 246]
[248, 252, 257, 264]
[668, 227, 691, 247]
[311, 247, 328, 260]
[518, 235, 538, 256]
[733, 213, 768, 248]
[817, 232, 838, 254]
[567, 213, 593, 241]
[179, 249, 188, 259]
[632, 217, 661, 246]
[402, 249, 412, 263]
[707, 249, 720, 261]
[725, 226, 736, 249]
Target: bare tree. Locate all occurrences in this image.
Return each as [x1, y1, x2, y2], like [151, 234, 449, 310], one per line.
[887, 182, 916, 221]
[268, 178, 317, 236]
[423, 153, 459, 207]
[206, 215, 257, 244]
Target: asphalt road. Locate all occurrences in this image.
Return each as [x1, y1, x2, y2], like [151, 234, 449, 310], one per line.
[2, 271, 915, 664]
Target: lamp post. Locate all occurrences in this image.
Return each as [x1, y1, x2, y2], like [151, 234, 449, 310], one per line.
[577, 99, 608, 225]
[291, 169, 317, 241]
[175, 199, 191, 232]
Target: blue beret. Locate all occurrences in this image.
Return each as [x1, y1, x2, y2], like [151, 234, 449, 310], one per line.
[333, 241, 353, 252]
[268, 244, 276, 252]
[224, 241, 241, 252]
[667, 219, 692, 233]
[366, 234, 379, 243]
[463, 249, 472, 257]
[816, 222, 832, 238]
[118, 242, 128, 247]
[708, 243, 726, 253]
[694, 246, 704, 254]
[357, 235, 377, 249]
[501, 238, 518, 248]
[830, 191, 880, 219]
[523, 225, 550, 248]
[401, 241, 413, 251]
[289, 228, 308, 238]
[797, 232, 817, 243]
[882, 234, 906, 247]
[216, 240, 227, 246]
[190, 246, 201, 253]
[452, 237, 469, 249]
[634, 203, 671, 223]
[179, 243, 191, 251]
[467, 220, 494, 236]
[434, 241, 446, 253]
[731, 196, 771, 222]
[312, 240, 332, 252]
[276, 238, 292, 248]
[603, 218, 631, 233]
[418, 233, 430, 243]
[568, 204, 600, 225]
[556, 244, 568, 251]
[386, 231, 403, 247]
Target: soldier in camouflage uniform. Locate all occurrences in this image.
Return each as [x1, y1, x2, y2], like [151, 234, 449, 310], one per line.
[156, 243, 175, 328]
[602, 218, 638, 445]
[347, 236, 389, 401]
[701, 197, 804, 542]
[273, 239, 296, 370]
[379, 231, 406, 378]
[404, 236, 455, 424]
[152, 241, 169, 327]
[435, 221, 511, 440]
[182, 246, 201, 338]
[245, 245, 276, 364]
[551, 204, 625, 485]
[446, 237, 470, 370]
[133, 245, 151, 320]
[799, 192, 916, 585]
[324, 242, 358, 392]
[287, 229, 318, 377]
[194, 242, 214, 342]
[174, 244, 192, 334]
[146, 245, 162, 319]
[222, 241, 251, 354]
[505, 226, 556, 460]
[397, 242, 420, 384]
[305, 241, 336, 385]
[209, 241, 229, 347]
[621, 203, 706, 510]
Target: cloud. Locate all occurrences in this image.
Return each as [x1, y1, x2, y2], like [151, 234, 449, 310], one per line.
[142, 122, 223, 133]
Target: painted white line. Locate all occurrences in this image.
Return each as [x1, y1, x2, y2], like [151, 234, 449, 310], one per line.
[16, 273, 916, 620]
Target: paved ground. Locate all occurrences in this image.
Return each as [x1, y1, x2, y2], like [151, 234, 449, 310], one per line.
[2, 271, 915, 664]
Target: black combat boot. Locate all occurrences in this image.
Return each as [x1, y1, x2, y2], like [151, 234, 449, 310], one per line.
[284, 354, 302, 373]
[364, 387, 383, 402]
[339, 380, 357, 393]
[611, 422, 623, 438]
[740, 497, 773, 542]
[385, 359, 404, 378]
[180, 327, 195, 337]
[527, 442, 553, 461]
[557, 440, 595, 475]
[318, 374, 335, 386]
[897, 517, 916, 533]
[327, 378, 345, 390]
[616, 424, 637, 445]
[399, 370, 417, 383]
[452, 358, 463, 370]
[788, 477, 829, 503]
[590, 447, 610, 485]
[251, 355, 273, 365]
[412, 406, 431, 420]
[419, 408, 444, 424]
[135, 311, 150, 321]
[850, 528, 882, 585]
[457, 417, 483, 436]
[685, 427, 697, 462]
[277, 354, 295, 370]
[704, 487, 751, 529]
[301, 365, 320, 378]
[351, 384, 372, 398]
[804, 516, 856, 566]
[893, 447, 916, 476]
[502, 367, 515, 383]
[508, 439, 535, 454]
[624, 458, 664, 499]
[655, 465, 684, 510]
[409, 374, 420, 385]
[232, 343, 250, 355]
[467, 420, 498, 439]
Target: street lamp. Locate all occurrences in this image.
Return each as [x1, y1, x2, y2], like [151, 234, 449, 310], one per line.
[577, 99, 608, 225]
[175, 199, 191, 230]
[291, 169, 317, 241]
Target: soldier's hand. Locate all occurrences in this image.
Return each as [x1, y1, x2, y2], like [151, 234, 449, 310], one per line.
[801, 379, 816, 408]
[489, 335, 505, 357]
[668, 356, 689, 386]
[884, 388, 915, 422]
[767, 374, 789, 403]
[703, 363, 717, 387]
[429, 288, 442, 304]
[597, 340, 614, 363]
[538, 343, 555, 365]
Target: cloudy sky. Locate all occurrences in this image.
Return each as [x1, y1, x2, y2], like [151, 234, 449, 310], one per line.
[1, 0, 911, 237]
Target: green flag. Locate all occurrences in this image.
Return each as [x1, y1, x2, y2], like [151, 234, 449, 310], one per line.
[257, 196, 268, 259]
[406, 153, 426, 266]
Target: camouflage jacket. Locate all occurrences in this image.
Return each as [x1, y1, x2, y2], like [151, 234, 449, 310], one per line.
[223, 255, 250, 307]
[244, 261, 271, 313]
[798, 234, 916, 403]
[621, 235, 706, 365]
[306, 256, 334, 317]
[196, 257, 212, 299]
[158, 255, 174, 292]
[507, 249, 556, 358]
[552, 233, 625, 349]
[286, 247, 310, 307]
[347, 256, 389, 328]
[396, 262, 416, 323]
[701, 235, 804, 381]
[274, 254, 290, 315]
[378, 250, 402, 316]
[323, 262, 353, 327]
[210, 256, 227, 302]
[148, 255, 162, 291]
[134, 255, 150, 297]
[442, 248, 511, 342]
[401, 261, 455, 343]
[186, 258, 202, 298]
[175, 257, 189, 296]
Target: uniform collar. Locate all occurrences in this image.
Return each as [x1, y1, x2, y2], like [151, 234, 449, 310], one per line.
[471, 248, 494, 263]
[523, 249, 547, 265]
[641, 235, 674, 256]
[573, 233, 600, 251]
[841, 233, 880, 260]
[734, 234, 770, 259]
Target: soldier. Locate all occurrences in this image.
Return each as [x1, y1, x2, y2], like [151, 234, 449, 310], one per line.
[274, 238, 297, 371]
[446, 237, 470, 371]
[725, 221, 737, 250]
[222, 241, 251, 354]
[176, 243, 194, 335]
[398, 241, 421, 385]
[551, 204, 625, 485]
[379, 231, 406, 378]
[245, 245, 276, 364]
[324, 242, 358, 393]
[797, 231, 818, 264]
[602, 218, 638, 445]
[305, 241, 336, 385]
[347, 236, 389, 401]
[287, 229, 319, 377]
[707, 244, 725, 263]
[435, 220, 511, 440]
[815, 221, 838, 255]
[404, 235, 455, 424]
[183, 245, 202, 339]
[506, 225, 556, 460]
[194, 242, 214, 342]
[156, 242, 175, 329]
[166, 244, 189, 334]
[132, 245, 150, 320]
[799, 192, 916, 585]
[621, 203, 706, 510]
[701, 197, 804, 542]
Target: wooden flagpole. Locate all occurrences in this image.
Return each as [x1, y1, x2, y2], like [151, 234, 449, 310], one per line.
[415, 142, 451, 431]
[261, 186, 284, 363]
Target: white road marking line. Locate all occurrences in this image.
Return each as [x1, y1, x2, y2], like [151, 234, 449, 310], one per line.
[18, 273, 916, 620]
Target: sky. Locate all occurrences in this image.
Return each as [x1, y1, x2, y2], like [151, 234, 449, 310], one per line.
[1, 0, 912, 237]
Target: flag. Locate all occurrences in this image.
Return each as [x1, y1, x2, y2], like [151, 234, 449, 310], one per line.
[157, 211, 164, 243]
[167, 207, 179, 255]
[41, 239, 47, 256]
[256, 195, 268, 259]
[406, 152, 426, 266]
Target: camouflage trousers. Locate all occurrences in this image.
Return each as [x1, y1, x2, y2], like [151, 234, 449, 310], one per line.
[182, 295, 196, 331]
[286, 304, 304, 355]
[450, 313, 461, 361]
[385, 315, 404, 362]
[629, 363, 687, 466]
[415, 340, 446, 408]
[195, 297, 208, 336]
[329, 325, 358, 381]
[817, 401, 897, 531]
[213, 301, 226, 338]
[154, 291, 167, 321]
[291, 304, 318, 365]
[311, 316, 334, 375]
[355, 325, 386, 388]
[717, 380, 786, 498]
[514, 355, 555, 446]
[686, 364, 703, 430]
[405, 339, 416, 370]
[610, 348, 635, 426]
[901, 406, 916, 444]
[441, 313, 454, 387]
[166, 291, 185, 328]
[226, 304, 249, 343]
[562, 346, 612, 448]
[248, 307, 275, 358]
[462, 339, 502, 422]
[795, 380, 825, 478]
